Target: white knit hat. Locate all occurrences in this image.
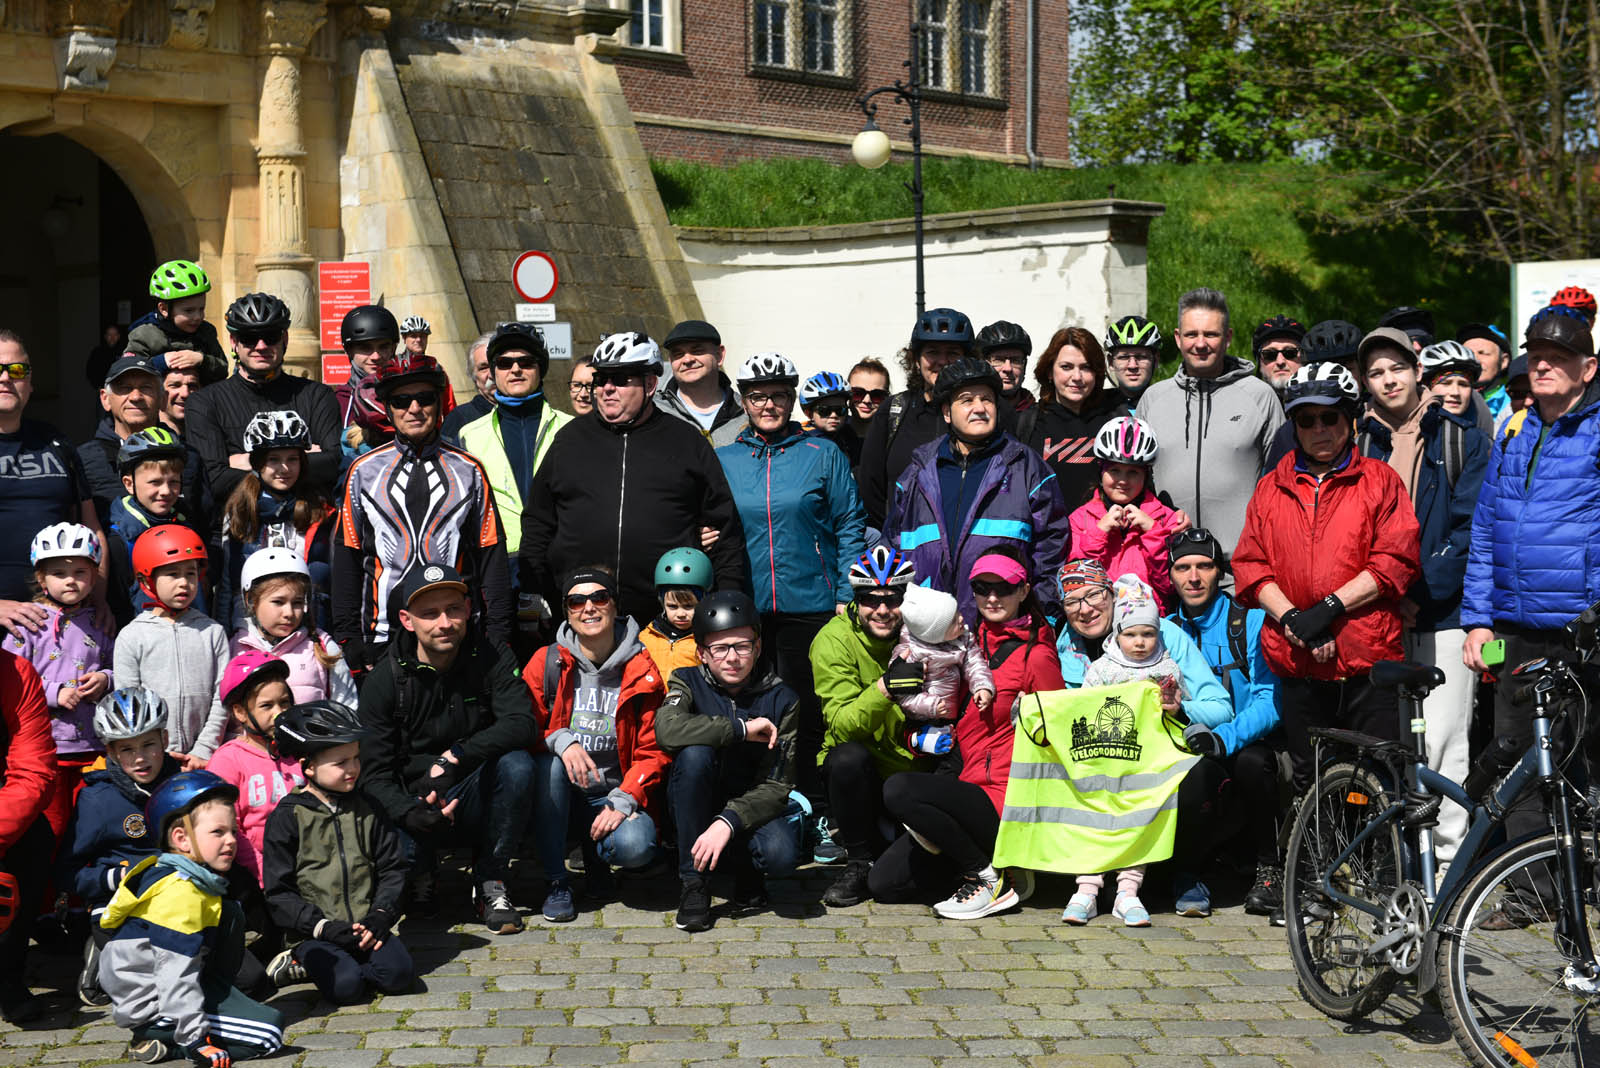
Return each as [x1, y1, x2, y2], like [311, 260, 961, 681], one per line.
[1110, 573, 1160, 637]
[899, 585, 960, 644]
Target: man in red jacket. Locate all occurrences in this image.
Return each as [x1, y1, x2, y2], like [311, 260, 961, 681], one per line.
[0, 648, 58, 1021]
[1233, 364, 1420, 788]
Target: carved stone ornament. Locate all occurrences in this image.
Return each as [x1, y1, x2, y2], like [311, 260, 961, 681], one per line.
[260, 0, 326, 55]
[49, 0, 130, 34]
[54, 30, 116, 90]
[166, 0, 215, 49]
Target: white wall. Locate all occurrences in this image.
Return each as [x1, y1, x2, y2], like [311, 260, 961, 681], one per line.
[674, 199, 1163, 389]
[1512, 257, 1600, 343]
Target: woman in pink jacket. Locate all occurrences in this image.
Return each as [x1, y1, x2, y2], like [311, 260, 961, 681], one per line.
[1067, 416, 1186, 609]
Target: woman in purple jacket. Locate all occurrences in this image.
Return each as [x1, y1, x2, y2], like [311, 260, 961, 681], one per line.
[883, 358, 1070, 624]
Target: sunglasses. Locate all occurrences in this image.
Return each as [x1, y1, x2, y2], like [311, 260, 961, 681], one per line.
[565, 589, 614, 610]
[971, 578, 1021, 597]
[1261, 346, 1301, 361]
[855, 589, 905, 609]
[593, 371, 642, 389]
[0, 362, 30, 380]
[1293, 410, 1345, 429]
[235, 329, 283, 348]
[494, 355, 540, 371]
[387, 390, 439, 411]
[812, 403, 848, 418]
[851, 388, 889, 403]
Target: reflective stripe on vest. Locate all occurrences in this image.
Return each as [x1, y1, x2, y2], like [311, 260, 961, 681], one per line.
[458, 407, 569, 554]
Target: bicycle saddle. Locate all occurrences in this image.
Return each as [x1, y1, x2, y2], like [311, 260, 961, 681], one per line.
[1370, 660, 1445, 691]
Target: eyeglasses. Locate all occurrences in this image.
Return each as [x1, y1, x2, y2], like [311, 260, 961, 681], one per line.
[744, 390, 794, 408]
[851, 388, 889, 403]
[494, 355, 540, 371]
[593, 371, 642, 389]
[987, 353, 1027, 367]
[1260, 346, 1301, 361]
[1293, 410, 1345, 430]
[565, 590, 614, 610]
[0, 362, 30, 380]
[235, 330, 283, 348]
[1061, 587, 1111, 612]
[812, 403, 848, 418]
[1110, 351, 1155, 364]
[971, 578, 1021, 597]
[703, 639, 756, 661]
[387, 390, 439, 411]
[855, 589, 905, 609]
[570, 382, 595, 398]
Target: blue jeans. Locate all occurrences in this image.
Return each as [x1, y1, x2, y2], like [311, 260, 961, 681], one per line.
[399, 750, 537, 884]
[666, 744, 804, 881]
[532, 752, 658, 881]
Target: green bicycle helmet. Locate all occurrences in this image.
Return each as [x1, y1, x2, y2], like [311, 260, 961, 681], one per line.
[1105, 314, 1161, 352]
[149, 260, 211, 301]
[654, 547, 713, 592]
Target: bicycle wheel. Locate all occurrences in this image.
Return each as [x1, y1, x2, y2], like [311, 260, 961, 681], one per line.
[1283, 760, 1404, 1020]
[1438, 834, 1600, 1067]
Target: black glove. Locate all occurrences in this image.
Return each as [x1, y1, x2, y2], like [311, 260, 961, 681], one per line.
[411, 759, 460, 797]
[340, 640, 366, 676]
[402, 804, 452, 840]
[318, 919, 362, 950]
[359, 907, 398, 943]
[882, 657, 926, 697]
[1183, 722, 1222, 758]
[1283, 594, 1343, 645]
[184, 1036, 231, 1068]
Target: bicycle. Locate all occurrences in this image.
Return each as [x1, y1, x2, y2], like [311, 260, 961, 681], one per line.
[1283, 601, 1600, 1067]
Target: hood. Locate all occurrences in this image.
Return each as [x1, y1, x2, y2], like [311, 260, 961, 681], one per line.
[659, 371, 738, 411]
[392, 623, 480, 673]
[556, 615, 645, 683]
[1173, 355, 1258, 389]
[240, 622, 309, 656]
[733, 421, 809, 453]
[94, 756, 177, 806]
[687, 660, 787, 703]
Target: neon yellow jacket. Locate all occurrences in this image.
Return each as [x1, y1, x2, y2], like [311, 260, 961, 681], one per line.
[458, 403, 571, 554]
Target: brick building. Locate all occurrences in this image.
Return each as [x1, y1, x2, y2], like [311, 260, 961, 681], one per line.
[603, 0, 1070, 166]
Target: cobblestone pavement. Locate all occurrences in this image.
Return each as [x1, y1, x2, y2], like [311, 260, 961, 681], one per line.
[0, 870, 1466, 1068]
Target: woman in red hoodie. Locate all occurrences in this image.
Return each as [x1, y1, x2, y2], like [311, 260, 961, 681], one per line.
[872, 550, 1064, 920]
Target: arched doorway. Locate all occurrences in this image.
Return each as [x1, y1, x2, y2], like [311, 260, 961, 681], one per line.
[0, 134, 157, 442]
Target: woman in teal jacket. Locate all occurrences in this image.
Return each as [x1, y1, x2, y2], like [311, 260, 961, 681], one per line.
[716, 354, 867, 796]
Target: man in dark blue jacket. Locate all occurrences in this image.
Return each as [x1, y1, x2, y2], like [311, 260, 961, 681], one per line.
[1358, 327, 1488, 865]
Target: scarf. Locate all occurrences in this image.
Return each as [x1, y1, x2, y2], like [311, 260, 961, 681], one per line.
[1375, 396, 1433, 503]
[158, 851, 231, 896]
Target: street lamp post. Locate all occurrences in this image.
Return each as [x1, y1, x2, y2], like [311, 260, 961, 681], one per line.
[851, 23, 925, 317]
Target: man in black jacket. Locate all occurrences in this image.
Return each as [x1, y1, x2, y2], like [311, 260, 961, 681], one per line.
[184, 293, 342, 510]
[79, 355, 208, 528]
[520, 331, 747, 627]
[356, 565, 536, 934]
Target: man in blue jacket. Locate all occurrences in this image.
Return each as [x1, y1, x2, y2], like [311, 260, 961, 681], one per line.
[1464, 307, 1600, 917]
[1164, 530, 1284, 920]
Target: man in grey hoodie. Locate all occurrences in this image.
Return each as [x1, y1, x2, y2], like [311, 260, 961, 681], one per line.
[1136, 288, 1285, 552]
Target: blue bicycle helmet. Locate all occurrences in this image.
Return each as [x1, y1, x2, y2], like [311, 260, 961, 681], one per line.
[146, 770, 238, 845]
[848, 546, 916, 588]
[799, 371, 849, 406]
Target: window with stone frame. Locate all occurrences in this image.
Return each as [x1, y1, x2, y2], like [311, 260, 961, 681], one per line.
[916, 0, 1002, 99]
[750, 0, 852, 78]
[611, 0, 681, 53]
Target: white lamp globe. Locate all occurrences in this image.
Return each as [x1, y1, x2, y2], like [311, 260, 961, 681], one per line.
[851, 125, 892, 169]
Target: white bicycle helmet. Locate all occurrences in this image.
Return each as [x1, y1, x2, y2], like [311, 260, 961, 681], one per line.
[1419, 339, 1481, 384]
[93, 686, 169, 743]
[736, 352, 799, 388]
[591, 331, 663, 375]
[848, 546, 916, 588]
[30, 522, 103, 567]
[399, 315, 431, 335]
[1284, 362, 1361, 414]
[243, 410, 311, 454]
[1093, 416, 1159, 465]
[240, 547, 310, 592]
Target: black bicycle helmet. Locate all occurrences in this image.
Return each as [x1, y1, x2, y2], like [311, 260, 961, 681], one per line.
[224, 292, 291, 334]
[910, 307, 975, 351]
[692, 590, 760, 644]
[341, 304, 399, 349]
[1301, 319, 1362, 364]
[485, 321, 550, 375]
[930, 356, 1003, 406]
[1251, 315, 1306, 354]
[274, 700, 367, 760]
[976, 320, 1032, 357]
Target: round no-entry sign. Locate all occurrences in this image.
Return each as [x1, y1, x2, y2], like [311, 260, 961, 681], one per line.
[513, 251, 559, 304]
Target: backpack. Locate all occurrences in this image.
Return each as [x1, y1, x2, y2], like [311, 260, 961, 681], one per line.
[1216, 600, 1249, 708]
[1015, 407, 1038, 450]
[1357, 416, 1466, 487]
[883, 393, 910, 515]
[542, 645, 562, 711]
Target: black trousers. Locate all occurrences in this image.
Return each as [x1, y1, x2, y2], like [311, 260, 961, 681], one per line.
[823, 742, 887, 861]
[0, 816, 53, 997]
[1171, 754, 1243, 874]
[1231, 740, 1285, 864]
[762, 612, 831, 800]
[868, 771, 999, 902]
[295, 936, 415, 1005]
[1279, 673, 1402, 790]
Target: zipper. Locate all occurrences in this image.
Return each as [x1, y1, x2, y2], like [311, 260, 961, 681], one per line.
[814, 541, 833, 598]
[1193, 385, 1205, 527]
[765, 450, 777, 612]
[615, 432, 629, 572]
[333, 804, 356, 918]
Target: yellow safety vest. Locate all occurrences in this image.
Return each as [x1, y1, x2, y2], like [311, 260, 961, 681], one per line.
[458, 404, 571, 554]
[994, 681, 1198, 874]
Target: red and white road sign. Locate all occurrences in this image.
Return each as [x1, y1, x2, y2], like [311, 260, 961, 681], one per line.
[513, 251, 559, 304]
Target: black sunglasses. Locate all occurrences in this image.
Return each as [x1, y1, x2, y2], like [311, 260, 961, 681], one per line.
[566, 590, 614, 610]
[1293, 410, 1345, 429]
[855, 589, 904, 608]
[387, 390, 438, 410]
[593, 370, 642, 389]
[494, 355, 540, 371]
[851, 388, 889, 403]
[812, 403, 848, 418]
[235, 329, 283, 348]
[970, 578, 1020, 597]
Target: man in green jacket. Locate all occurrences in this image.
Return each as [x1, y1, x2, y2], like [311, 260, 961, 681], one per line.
[810, 547, 924, 908]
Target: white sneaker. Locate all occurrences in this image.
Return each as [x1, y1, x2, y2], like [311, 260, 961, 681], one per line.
[933, 871, 1018, 920]
[1062, 891, 1098, 925]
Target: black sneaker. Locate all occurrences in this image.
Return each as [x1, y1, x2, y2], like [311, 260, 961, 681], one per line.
[1244, 864, 1283, 915]
[476, 879, 525, 934]
[822, 860, 873, 908]
[584, 862, 617, 904]
[267, 947, 308, 988]
[409, 871, 439, 919]
[0, 985, 43, 1024]
[78, 938, 110, 1007]
[731, 864, 768, 913]
[675, 877, 713, 932]
[127, 1038, 170, 1063]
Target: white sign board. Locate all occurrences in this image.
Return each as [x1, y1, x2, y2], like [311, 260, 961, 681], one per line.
[534, 322, 572, 360]
[1512, 257, 1600, 339]
[515, 303, 556, 323]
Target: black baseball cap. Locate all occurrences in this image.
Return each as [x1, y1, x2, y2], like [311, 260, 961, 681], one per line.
[663, 320, 721, 348]
[105, 354, 160, 387]
[1456, 322, 1508, 355]
[400, 562, 468, 608]
[1523, 308, 1595, 358]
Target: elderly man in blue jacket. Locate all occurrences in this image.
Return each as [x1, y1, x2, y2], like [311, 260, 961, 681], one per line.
[1464, 306, 1600, 914]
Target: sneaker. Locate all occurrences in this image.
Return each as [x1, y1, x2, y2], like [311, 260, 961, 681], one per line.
[1174, 873, 1212, 918]
[266, 947, 308, 988]
[731, 865, 768, 913]
[822, 860, 873, 908]
[1062, 891, 1098, 925]
[903, 824, 943, 855]
[0, 986, 43, 1024]
[408, 870, 439, 919]
[1269, 904, 1286, 927]
[933, 870, 1018, 920]
[1244, 864, 1283, 915]
[477, 879, 526, 933]
[675, 877, 713, 932]
[1009, 868, 1036, 905]
[812, 816, 846, 865]
[1113, 892, 1151, 927]
[127, 1039, 170, 1063]
[78, 938, 110, 1007]
[539, 879, 575, 925]
[583, 861, 617, 904]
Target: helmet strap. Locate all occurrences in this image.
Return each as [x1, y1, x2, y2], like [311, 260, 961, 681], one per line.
[241, 707, 280, 757]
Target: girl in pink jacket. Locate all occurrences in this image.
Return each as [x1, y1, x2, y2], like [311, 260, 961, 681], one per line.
[228, 547, 356, 707]
[1068, 416, 1184, 610]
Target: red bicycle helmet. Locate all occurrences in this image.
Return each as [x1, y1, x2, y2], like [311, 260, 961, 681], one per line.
[373, 351, 449, 401]
[131, 524, 207, 610]
[1550, 285, 1597, 318]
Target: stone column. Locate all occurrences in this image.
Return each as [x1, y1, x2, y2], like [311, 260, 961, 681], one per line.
[256, 0, 326, 375]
